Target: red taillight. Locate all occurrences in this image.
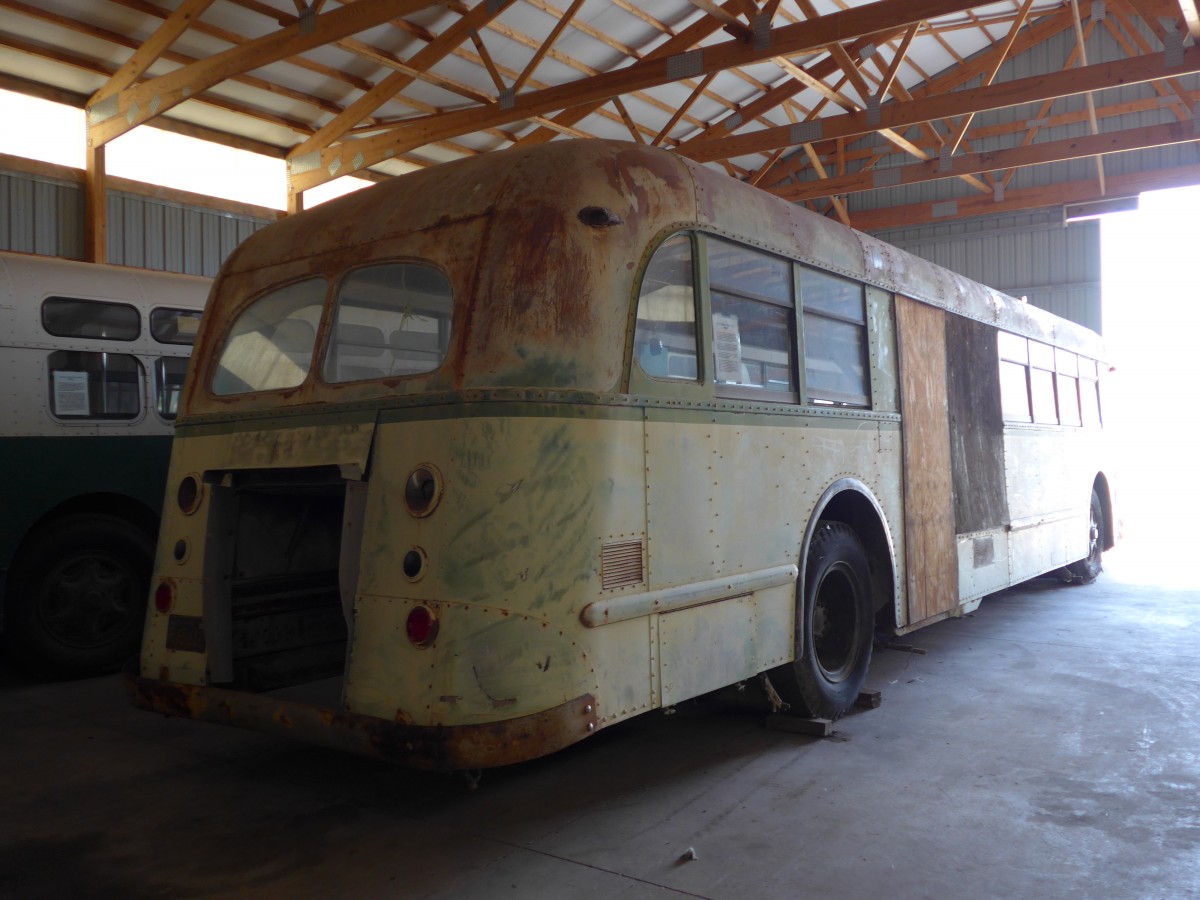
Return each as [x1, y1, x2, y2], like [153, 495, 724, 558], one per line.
[406, 605, 438, 647]
[154, 581, 174, 614]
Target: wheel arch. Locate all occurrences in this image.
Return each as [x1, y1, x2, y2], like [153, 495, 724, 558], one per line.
[802, 478, 899, 634]
[2, 492, 160, 622]
[1091, 472, 1115, 552]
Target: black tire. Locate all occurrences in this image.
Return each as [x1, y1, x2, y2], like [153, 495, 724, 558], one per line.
[770, 522, 874, 720]
[2, 513, 155, 678]
[1067, 489, 1104, 585]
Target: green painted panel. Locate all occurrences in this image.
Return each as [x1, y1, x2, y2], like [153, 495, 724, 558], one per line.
[0, 435, 172, 566]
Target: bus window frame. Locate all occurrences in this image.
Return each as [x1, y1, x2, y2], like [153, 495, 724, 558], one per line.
[152, 354, 191, 422]
[317, 259, 455, 387]
[44, 348, 147, 425]
[150, 306, 204, 346]
[631, 231, 704, 390]
[41, 296, 141, 342]
[797, 266, 871, 410]
[632, 230, 893, 413]
[704, 234, 799, 404]
[208, 276, 329, 397]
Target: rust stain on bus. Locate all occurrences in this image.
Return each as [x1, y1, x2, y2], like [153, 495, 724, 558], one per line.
[128, 672, 598, 771]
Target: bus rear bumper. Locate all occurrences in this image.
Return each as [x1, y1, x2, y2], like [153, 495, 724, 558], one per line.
[127, 672, 599, 771]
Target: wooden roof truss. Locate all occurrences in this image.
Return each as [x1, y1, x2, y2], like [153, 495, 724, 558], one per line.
[0, 0, 1194, 258]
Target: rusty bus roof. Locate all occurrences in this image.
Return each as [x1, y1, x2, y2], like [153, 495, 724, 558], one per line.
[187, 139, 1106, 415]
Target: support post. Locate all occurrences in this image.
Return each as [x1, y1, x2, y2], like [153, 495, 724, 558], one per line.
[85, 143, 107, 264]
[287, 185, 305, 216]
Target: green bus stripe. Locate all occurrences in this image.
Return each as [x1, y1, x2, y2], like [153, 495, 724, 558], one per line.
[177, 391, 901, 437]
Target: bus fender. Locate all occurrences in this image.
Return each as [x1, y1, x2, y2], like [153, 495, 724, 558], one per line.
[798, 478, 900, 657]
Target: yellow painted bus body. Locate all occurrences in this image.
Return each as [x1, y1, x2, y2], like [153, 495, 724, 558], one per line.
[134, 140, 1112, 769]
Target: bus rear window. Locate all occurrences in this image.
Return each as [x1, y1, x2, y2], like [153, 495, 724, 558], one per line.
[322, 263, 453, 383]
[212, 278, 326, 396]
[42, 297, 139, 341]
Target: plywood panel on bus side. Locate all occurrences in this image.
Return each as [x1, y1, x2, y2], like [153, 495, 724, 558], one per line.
[895, 296, 959, 625]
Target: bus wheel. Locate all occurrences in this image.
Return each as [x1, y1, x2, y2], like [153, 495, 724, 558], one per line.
[1067, 489, 1104, 585]
[771, 522, 873, 720]
[2, 514, 154, 679]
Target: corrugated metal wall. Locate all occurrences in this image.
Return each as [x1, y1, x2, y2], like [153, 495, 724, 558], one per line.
[872, 210, 1103, 333]
[0, 166, 269, 276]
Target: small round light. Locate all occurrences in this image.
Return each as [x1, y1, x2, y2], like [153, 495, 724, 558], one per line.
[173, 539, 188, 562]
[403, 548, 425, 581]
[154, 581, 174, 614]
[406, 605, 438, 647]
[177, 474, 202, 515]
[404, 464, 442, 517]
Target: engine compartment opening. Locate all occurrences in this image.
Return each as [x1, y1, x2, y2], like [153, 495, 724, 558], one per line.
[206, 465, 352, 695]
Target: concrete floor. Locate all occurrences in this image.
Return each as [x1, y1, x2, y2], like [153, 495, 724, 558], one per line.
[2, 537, 1198, 899]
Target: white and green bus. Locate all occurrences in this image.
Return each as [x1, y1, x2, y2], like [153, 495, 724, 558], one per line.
[131, 140, 1113, 769]
[0, 251, 210, 677]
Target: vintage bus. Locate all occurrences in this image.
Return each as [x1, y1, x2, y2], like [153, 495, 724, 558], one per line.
[0, 251, 211, 677]
[130, 140, 1113, 769]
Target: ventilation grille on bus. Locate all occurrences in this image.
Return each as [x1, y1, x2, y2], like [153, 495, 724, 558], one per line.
[601, 539, 645, 590]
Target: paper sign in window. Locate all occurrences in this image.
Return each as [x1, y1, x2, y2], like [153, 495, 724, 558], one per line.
[712, 313, 743, 383]
[53, 370, 90, 416]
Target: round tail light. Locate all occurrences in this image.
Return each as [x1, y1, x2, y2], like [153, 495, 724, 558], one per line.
[404, 464, 443, 517]
[154, 580, 174, 614]
[406, 604, 438, 647]
[177, 474, 202, 515]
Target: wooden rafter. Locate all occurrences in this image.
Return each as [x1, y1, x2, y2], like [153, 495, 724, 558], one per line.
[0, 28, 318, 137]
[849, 162, 1200, 231]
[800, 142, 851, 225]
[289, 0, 518, 160]
[1, 0, 351, 124]
[773, 120, 1198, 202]
[681, 44, 1200, 164]
[1180, 0, 1200, 37]
[747, 4, 1080, 191]
[946, 0, 1034, 155]
[513, 0, 587, 93]
[516, 0, 742, 147]
[0, 0, 1192, 231]
[612, 97, 647, 144]
[91, 0, 216, 104]
[1105, 4, 1193, 121]
[87, 0, 445, 146]
[291, 0, 994, 191]
[1069, 0, 1107, 195]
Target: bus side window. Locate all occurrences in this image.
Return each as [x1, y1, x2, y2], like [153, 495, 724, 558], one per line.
[47, 350, 143, 420]
[155, 357, 189, 420]
[1080, 357, 1101, 427]
[799, 268, 868, 407]
[707, 238, 795, 397]
[42, 297, 140, 341]
[634, 233, 699, 381]
[150, 307, 203, 345]
[998, 331, 1032, 422]
[1029, 341, 1057, 424]
[1056, 348, 1081, 427]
